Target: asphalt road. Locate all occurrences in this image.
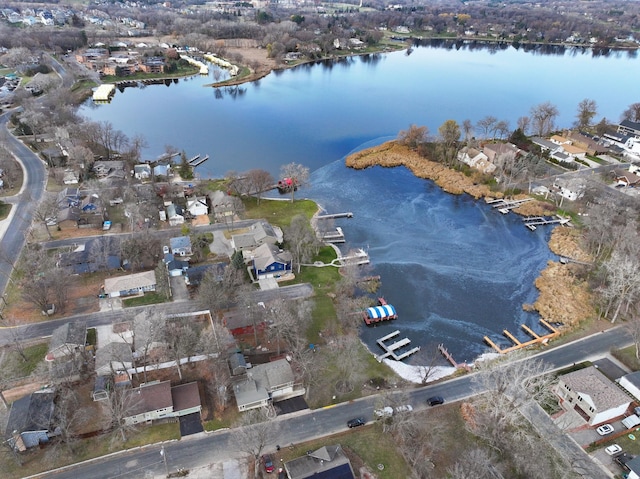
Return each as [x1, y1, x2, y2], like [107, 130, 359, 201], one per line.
[0, 110, 47, 302]
[28, 326, 631, 479]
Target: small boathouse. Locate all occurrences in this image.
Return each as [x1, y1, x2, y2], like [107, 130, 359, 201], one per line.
[363, 298, 397, 325]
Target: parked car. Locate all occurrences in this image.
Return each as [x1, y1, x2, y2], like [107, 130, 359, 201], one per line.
[374, 406, 394, 418]
[596, 424, 614, 436]
[262, 454, 274, 473]
[427, 396, 445, 406]
[395, 404, 413, 413]
[347, 417, 366, 428]
[605, 444, 622, 456]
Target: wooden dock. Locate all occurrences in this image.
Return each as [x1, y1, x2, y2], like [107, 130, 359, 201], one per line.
[316, 212, 353, 220]
[483, 319, 560, 354]
[523, 215, 571, 231]
[438, 344, 472, 371]
[321, 227, 345, 243]
[338, 248, 369, 266]
[376, 330, 420, 361]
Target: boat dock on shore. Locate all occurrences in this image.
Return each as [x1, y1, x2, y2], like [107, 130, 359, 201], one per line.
[376, 330, 420, 361]
[523, 215, 571, 231]
[316, 212, 353, 220]
[483, 319, 560, 354]
[190, 154, 210, 167]
[486, 197, 533, 214]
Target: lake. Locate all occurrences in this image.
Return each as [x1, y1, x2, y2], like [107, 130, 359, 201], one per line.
[80, 43, 638, 365]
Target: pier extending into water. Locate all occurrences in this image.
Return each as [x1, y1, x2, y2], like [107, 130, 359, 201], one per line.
[523, 215, 571, 231]
[316, 212, 353, 220]
[483, 319, 560, 354]
[486, 197, 533, 214]
[376, 330, 420, 362]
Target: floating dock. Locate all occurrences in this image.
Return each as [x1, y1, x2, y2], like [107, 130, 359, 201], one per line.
[93, 84, 116, 103]
[338, 248, 369, 266]
[487, 197, 533, 214]
[321, 227, 345, 243]
[483, 319, 560, 354]
[376, 330, 420, 361]
[190, 155, 210, 167]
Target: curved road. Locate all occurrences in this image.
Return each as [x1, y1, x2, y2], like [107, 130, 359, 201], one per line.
[0, 110, 47, 300]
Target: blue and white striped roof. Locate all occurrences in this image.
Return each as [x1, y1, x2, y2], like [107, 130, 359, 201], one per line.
[366, 304, 396, 319]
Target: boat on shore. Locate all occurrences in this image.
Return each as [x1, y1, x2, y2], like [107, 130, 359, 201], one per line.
[277, 177, 298, 194]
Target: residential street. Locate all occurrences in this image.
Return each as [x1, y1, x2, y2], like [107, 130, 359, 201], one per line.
[24, 326, 631, 479]
[0, 110, 47, 301]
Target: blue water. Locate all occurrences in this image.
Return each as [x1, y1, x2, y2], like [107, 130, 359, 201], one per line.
[307, 155, 556, 363]
[78, 44, 635, 363]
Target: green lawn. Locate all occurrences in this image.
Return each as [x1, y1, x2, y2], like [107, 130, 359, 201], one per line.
[122, 292, 168, 307]
[0, 201, 11, 220]
[243, 197, 318, 227]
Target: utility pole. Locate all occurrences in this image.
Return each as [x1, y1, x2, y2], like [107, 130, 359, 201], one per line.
[160, 446, 168, 477]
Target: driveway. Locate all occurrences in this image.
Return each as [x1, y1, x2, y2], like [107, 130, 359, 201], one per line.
[170, 275, 189, 301]
[209, 231, 233, 257]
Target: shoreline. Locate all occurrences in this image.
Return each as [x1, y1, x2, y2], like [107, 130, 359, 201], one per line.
[345, 140, 596, 345]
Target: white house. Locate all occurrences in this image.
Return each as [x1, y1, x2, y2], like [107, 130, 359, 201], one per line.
[186, 196, 208, 216]
[618, 371, 640, 402]
[457, 147, 496, 174]
[123, 381, 202, 425]
[556, 366, 631, 426]
[103, 271, 157, 298]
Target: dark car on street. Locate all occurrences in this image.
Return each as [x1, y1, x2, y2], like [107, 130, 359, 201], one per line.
[347, 417, 366, 428]
[427, 396, 444, 406]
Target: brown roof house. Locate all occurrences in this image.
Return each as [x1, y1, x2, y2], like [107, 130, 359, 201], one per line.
[284, 445, 355, 479]
[232, 358, 303, 412]
[556, 366, 631, 426]
[123, 380, 201, 425]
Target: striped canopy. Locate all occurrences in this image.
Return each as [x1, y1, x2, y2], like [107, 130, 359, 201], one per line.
[366, 304, 396, 319]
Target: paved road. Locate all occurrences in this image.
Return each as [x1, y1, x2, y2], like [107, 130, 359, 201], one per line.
[0, 283, 314, 346]
[0, 111, 47, 302]
[27, 326, 631, 479]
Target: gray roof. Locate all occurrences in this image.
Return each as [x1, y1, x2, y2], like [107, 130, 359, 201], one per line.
[233, 359, 295, 408]
[251, 221, 278, 243]
[49, 321, 86, 353]
[620, 119, 640, 133]
[170, 236, 191, 250]
[560, 366, 631, 412]
[233, 378, 269, 408]
[95, 342, 133, 375]
[5, 390, 55, 438]
[531, 137, 559, 151]
[285, 445, 354, 479]
[252, 243, 292, 271]
[232, 233, 258, 250]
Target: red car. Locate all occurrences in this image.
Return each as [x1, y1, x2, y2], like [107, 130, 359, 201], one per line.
[262, 454, 275, 473]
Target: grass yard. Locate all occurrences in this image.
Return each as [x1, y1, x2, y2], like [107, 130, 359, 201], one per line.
[243, 197, 318, 227]
[0, 201, 11, 220]
[123, 292, 169, 307]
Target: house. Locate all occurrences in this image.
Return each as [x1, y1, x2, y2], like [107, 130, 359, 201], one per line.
[613, 169, 640, 188]
[249, 243, 293, 280]
[233, 358, 302, 411]
[133, 164, 151, 180]
[170, 236, 192, 257]
[57, 187, 81, 208]
[230, 221, 282, 252]
[123, 380, 202, 425]
[186, 196, 208, 217]
[184, 263, 226, 286]
[555, 365, 631, 426]
[210, 190, 241, 221]
[166, 203, 185, 226]
[153, 164, 171, 178]
[103, 271, 157, 298]
[45, 321, 87, 361]
[531, 136, 561, 153]
[56, 206, 81, 229]
[284, 445, 356, 479]
[57, 237, 122, 274]
[93, 160, 126, 179]
[223, 308, 268, 337]
[229, 351, 247, 376]
[95, 342, 133, 376]
[617, 119, 640, 138]
[567, 131, 607, 155]
[618, 371, 640, 402]
[164, 254, 189, 277]
[482, 142, 520, 166]
[63, 169, 79, 185]
[457, 147, 496, 174]
[552, 178, 584, 202]
[4, 389, 58, 451]
[626, 456, 640, 479]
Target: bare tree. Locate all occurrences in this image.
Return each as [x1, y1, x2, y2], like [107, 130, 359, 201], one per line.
[230, 407, 279, 478]
[164, 320, 199, 380]
[517, 116, 530, 135]
[600, 247, 640, 324]
[622, 102, 640, 122]
[285, 214, 319, 273]
[438, 119, 461, 166]
[462, 119, 474, 141]
[197, 266, 249, 316]
[245, 169, 275, 203]
[100, 387, 142, 444]
[530, 101, 559, 136]
[397, 124, 428, 150]
[575, 98, 597, 129]
[133, 309, 167, 382]
[154, 259, 171, 300]
[476, 115, 498, 139]
[280, 162, 310, 202]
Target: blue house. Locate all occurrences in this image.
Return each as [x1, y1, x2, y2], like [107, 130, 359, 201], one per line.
[5, 390, 57, 451]
[250, 243, 292, 280]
